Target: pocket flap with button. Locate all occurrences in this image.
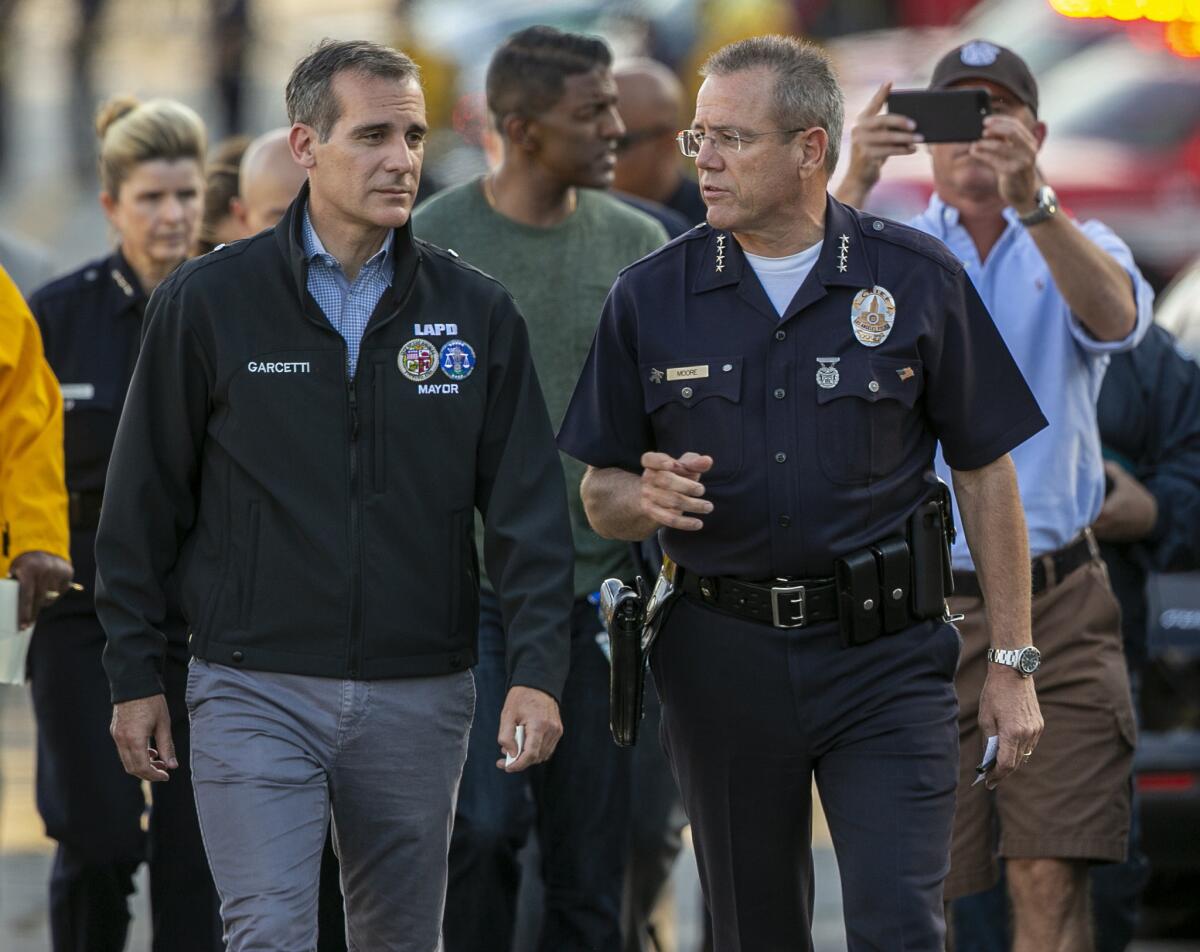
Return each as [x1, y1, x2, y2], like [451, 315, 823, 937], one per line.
[816, 354, 922, 408]
[642, 357, 743, 413]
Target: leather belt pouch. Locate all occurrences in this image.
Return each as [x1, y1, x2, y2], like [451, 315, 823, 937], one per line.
[835, 549, 882, 647]
[872, 537, 911, 633]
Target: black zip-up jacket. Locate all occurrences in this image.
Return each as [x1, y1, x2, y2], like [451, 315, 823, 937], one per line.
[1098, 323, 1200, 671]
[96, 187, 574, 704]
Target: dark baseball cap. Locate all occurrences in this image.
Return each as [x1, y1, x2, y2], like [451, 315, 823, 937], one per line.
[930, 40, 1038, 116]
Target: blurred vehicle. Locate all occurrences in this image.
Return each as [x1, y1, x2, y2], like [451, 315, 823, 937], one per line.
[829, 0, 1127, 122]
[863, 37, 1200, 287]
[1156, 253, 1200, 357]
[1136, 570, 1200, 936]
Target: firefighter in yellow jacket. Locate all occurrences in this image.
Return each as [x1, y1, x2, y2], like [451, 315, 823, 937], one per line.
[0, 263, 71, 627]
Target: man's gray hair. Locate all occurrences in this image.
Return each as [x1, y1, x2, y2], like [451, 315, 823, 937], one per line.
[701, 35, 844, 175]
[286, 39, 421, 142]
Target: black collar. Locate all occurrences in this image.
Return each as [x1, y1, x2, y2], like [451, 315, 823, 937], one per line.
[692, 193, 877, 323]
[100, 248, 149, 318]
[275, 181, 421, 311]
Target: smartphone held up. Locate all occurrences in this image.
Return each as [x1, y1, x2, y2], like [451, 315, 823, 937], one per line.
[887, 88, 991, 143]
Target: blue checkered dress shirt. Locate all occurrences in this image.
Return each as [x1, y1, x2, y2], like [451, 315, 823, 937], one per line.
[302, 205, 394, 377]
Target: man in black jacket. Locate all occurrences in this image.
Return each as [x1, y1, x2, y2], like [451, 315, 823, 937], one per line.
[1090, 323, 1200, 950]
[95, 39, 573, 951]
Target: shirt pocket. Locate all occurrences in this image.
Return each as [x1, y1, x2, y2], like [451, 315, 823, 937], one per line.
[815, 353, 923, 485]
[642, 357, 744, 485]
[59, 379, 124, 477]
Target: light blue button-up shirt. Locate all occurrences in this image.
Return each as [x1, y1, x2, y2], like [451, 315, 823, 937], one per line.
[909, 194, 1154, 569]
[302, 205, 394, 377]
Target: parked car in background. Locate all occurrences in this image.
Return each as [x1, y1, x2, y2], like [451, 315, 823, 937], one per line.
[1137, 569, 1200, 937]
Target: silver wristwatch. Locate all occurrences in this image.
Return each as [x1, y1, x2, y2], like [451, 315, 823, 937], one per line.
[1018, 185, 1058, 227]
[986, 645, 1042, 677]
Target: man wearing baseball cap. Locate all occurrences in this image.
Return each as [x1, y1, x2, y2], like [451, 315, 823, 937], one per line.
[837, 40, 1153, 952]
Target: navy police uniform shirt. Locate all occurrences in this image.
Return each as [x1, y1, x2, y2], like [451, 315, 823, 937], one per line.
[30, 250, 145, 500]
[28, 250, 153, 621]
[558, 195, 1047, 579]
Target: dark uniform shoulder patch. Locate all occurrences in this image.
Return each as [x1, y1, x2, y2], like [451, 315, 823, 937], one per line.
[858, 214, 963, 276]
[617, 223, 706, 280]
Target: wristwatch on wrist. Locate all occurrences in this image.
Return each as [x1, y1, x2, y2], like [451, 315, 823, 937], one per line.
[987, 645, 1042, 677]
[1018, 185, 1058, 227]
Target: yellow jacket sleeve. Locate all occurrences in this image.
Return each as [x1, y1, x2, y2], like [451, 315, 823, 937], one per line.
[0, 264, 69, 575]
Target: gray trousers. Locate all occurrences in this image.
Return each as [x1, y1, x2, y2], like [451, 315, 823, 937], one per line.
[186, 659, 475, 952]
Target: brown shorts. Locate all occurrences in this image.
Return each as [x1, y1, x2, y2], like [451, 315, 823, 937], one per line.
[945, 557, 1136, 900]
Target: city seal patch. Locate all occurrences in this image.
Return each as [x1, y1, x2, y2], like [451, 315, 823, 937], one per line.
[398, 338, 438, 382]
[439, 339, 476, 381]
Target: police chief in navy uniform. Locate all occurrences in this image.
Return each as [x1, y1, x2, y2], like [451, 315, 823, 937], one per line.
[558, 37, 1048, 950]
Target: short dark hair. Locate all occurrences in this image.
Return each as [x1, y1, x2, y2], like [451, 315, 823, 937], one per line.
[701, 35, 844, 175]
[486, 26, 612, 131]
[286, 39, 421, 141]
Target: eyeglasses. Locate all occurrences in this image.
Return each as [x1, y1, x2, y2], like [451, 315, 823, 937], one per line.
[615, 125, 675, 154]
[676, 127, 811, 157]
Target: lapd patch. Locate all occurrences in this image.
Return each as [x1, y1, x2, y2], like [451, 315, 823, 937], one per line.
[439, 339, 476, 381]
[961, 41, 1000, 67]
[398, 338, 438, 381]
[850, 286, 896, 347]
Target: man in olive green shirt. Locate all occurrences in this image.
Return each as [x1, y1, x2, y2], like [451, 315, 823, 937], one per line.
[413, 26, 666, 952]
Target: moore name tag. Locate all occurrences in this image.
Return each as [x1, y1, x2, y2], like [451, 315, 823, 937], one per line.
[666, 365, 709, 381]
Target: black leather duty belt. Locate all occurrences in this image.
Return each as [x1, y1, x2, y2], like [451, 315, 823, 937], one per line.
[69, 490, 103, 530]
[953, 529, 1098, 601]
[678, 568, 838, 629]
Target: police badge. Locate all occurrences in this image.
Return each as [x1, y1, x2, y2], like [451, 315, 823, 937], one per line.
[815, 357, 840, 389]
[850, 286, 896, 347]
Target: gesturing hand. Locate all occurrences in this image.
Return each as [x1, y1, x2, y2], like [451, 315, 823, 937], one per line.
[638, 451, 714, 532]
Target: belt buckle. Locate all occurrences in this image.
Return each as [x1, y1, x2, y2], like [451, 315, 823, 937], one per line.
[770, 583, 807, 628]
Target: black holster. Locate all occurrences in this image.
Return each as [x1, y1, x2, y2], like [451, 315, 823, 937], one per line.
[600, 578, 646, 747]
[600, 556, 681, 747]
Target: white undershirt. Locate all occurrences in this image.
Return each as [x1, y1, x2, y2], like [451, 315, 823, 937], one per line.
[744, 241, 823, 318]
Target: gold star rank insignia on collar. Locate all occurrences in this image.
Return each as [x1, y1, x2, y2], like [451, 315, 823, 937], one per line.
[111, 268, 135, 298]
[715, 233, 726, 273]
[837, 234, 850, 273]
